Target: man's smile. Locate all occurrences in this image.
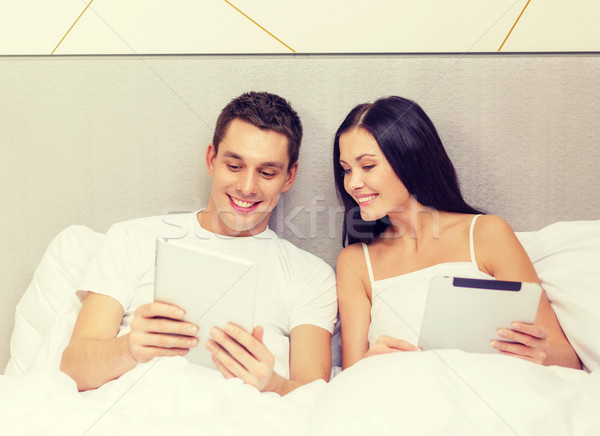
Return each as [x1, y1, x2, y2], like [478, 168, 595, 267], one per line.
[228, 194, 261, 212]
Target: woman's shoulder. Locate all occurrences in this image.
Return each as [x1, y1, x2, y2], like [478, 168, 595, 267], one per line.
[337, 242, 366, 267]
[443, 213, 513, 238]
[473, 214, 515, 240]
[336, 242, 372, 297]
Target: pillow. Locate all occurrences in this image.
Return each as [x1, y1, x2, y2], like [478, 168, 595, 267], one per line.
[4, 225, 104, 376]
[516, 220, 600, 372]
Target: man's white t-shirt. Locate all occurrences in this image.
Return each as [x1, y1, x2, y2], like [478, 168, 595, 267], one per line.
[78, 212, 337, 378]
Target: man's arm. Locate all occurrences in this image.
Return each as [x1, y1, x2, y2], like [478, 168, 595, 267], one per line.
[207, 323, 331, 396]
[60, 292, 199, 391]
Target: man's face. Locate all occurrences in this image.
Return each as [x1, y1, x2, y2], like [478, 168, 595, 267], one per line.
[202, 118, 298, 237]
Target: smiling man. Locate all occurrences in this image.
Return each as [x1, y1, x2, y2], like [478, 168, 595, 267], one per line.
[60, 92, 337, 395]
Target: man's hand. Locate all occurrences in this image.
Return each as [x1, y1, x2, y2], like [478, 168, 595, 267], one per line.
[491, 322, 549, 365]
[365, 335, 421, 358]
[128, 302, 199, 363]
[206, 323, 276, 392]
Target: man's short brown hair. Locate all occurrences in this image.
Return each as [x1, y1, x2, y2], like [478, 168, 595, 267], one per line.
[212, 92, 303, 169]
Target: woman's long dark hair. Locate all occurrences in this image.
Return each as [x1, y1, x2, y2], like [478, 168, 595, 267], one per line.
[333, 96, 484, 247]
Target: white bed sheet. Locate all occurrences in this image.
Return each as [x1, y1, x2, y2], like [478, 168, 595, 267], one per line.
[1, 351, 599, 435]
[310, 351, 600, 435]
[0, 357, 324, 436]
[3, 221, 600, 434]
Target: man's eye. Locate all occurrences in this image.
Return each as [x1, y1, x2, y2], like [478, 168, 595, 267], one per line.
[227, 164, 241, 170]
[260, 171, 276, 177]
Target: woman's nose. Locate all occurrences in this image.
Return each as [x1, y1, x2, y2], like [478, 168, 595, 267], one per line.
[347, 170, 364, 191]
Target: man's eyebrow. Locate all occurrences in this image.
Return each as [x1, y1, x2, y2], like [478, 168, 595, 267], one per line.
[261, 161, 285, 170]
[223, 150, 242, 160]
[222, 150, 285, 170]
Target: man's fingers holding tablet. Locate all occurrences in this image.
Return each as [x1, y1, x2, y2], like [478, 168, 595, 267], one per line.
[144, 317, 198, 337]
[206, 324, 276, 391]
[212, 354, 235, 379]
[206, 339, 248, 379]
[135, 301, 186, 320]
[128, 333, 192, 363]
[128, 303, 198, 363]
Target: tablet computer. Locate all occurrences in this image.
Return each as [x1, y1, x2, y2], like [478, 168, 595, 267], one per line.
[154, 238, 258, 369]
[418, 276, 542, 353]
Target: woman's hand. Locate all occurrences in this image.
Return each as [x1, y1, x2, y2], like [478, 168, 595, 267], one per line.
[365, 335, 420, 358]
[491, 322, 549, 364]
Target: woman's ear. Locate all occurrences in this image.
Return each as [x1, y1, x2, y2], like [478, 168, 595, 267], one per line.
[206, 143, 217, 176]
[281, 162, 299, 193]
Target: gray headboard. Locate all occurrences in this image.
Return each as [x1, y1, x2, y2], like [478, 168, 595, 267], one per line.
[2, 53, 599, 370]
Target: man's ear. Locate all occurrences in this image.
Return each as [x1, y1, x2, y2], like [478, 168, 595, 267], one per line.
[281, 162, 298, 193]
[206, 143, 217, 176]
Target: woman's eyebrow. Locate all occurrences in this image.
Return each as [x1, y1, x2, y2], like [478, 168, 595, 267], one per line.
[354, 153, 376, 162]
[339, 154, 376, 165]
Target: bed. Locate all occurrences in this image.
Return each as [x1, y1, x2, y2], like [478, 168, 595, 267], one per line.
[1, 53, 599, 435]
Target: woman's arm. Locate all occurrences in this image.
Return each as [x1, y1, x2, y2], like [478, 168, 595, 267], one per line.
[337, 244, 373, 369]
[475, 215, 582, 369]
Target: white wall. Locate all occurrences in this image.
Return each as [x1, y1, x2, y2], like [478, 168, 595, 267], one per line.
[0, 0, 599, 55]
[2, 54, 600, 370]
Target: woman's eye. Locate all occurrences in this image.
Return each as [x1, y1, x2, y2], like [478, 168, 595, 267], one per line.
[343, 168, 351, 175]
[363, 165, 374, 171]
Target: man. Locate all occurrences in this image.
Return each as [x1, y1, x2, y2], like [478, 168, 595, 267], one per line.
[60, 92, 337, 395]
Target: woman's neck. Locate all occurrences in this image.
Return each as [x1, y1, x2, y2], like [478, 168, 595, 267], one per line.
[384, 198, 441, 242]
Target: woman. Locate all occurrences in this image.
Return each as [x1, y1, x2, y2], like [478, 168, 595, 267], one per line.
[333, 96, 581, 370]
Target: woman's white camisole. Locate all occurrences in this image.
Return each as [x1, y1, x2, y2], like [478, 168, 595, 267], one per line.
[364, 214, 494, 347]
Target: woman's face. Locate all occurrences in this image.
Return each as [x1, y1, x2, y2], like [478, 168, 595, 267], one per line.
[338, 127, 411, 221]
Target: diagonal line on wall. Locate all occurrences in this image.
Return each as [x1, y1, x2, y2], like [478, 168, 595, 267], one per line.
[51, 0, 96, 54]
[223, 0, 295, 53]
[344, 0, 527, 175]
[498, 0, 532, 51]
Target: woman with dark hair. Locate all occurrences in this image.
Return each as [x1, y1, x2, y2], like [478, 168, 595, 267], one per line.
[334, 96, 581, 370]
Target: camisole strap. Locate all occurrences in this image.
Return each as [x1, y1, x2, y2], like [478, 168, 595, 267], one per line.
[469, 214, 482, 264]
[361, 243, 375, 285]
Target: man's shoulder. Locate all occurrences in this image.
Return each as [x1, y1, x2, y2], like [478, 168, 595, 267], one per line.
[107, 212, 196, 238]
[268, 232, 334, 274]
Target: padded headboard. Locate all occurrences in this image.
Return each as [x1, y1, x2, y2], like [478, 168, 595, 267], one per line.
[1, 53, 599, 370]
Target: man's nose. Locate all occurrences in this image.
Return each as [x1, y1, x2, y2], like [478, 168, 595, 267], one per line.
[236, 170, 258, 196]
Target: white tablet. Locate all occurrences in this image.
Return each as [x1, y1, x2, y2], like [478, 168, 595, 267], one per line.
[418, 276, 542, 353]
[154, 238, 258, 369]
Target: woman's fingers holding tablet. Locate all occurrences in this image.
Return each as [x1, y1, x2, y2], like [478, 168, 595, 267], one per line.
[492, 323, 549, 364]
[366, 335, 420, 358]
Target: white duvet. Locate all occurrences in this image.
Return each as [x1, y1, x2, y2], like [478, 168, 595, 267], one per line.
[3, 221, 600, 435]
[1, 351, 599, 436]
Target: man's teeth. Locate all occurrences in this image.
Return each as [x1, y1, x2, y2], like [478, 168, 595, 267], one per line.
[357, 195, 377, 203]
[232, 197, 256, 208]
